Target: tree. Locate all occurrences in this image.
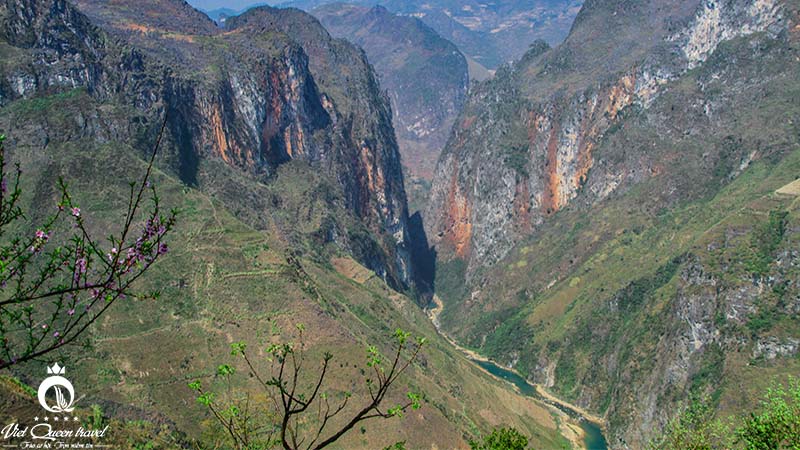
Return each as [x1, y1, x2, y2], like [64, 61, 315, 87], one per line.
[737, 378, 800, 450]
[469, 427, 529, 450]
[0, 121, 175, 369]
[189, 326, 426, 450]
[647, 394, 729, 450]
[650, 377, 800, 450]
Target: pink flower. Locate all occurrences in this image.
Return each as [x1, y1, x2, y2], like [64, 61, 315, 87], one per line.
[71, 207, 81, 217]
[30, 230, 49, 253]
[67, 309, 75, 316]
[73, 257, 87, 282]
[53, 332, 60, 338]
[41, 324, 48, 329]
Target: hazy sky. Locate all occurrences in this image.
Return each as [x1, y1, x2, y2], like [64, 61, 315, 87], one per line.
[186, 0, 275, 11]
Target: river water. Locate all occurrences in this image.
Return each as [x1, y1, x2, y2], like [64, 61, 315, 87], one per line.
[473, 360, 608, 450]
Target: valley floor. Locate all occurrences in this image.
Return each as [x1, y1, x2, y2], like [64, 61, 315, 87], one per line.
[427, 295, 608, 449]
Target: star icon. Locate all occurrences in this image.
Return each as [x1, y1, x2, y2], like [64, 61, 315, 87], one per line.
[73, 416, 79, 421]
[43, 416, 49, 421]
[54, 417, 59, 422]
[34, 416, 39, 421]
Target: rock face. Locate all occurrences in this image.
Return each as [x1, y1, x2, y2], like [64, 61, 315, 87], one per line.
[0, 3, 587, 448]
[312, 4, 469, 181]
[426, 0, 787, 273]
[0, 0, 416, 289]
[425, 0, 800, 447]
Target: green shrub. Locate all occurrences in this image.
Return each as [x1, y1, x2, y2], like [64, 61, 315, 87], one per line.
[470, 427, 529, 450]
[745, 209, 788, 276]
[737, 378, 800, 450]
[650, 378, 800, 449]
[648, 394, 730, 450]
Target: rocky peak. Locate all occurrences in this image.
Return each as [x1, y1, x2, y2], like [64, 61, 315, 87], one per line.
[311, 2, 469, 181]
[425, 0, 790, 273]
[1, 0, 417, 290]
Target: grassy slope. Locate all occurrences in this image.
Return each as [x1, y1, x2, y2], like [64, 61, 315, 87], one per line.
[0, 89, 571, 449]
[435, 25, 800, 445]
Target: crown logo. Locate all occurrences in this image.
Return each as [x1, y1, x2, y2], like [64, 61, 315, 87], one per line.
[47, 363, 65, 375]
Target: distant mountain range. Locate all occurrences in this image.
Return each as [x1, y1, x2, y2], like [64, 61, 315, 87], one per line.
[199, 3, 267, 24]
[312, 4, 468, 188]
[199, 0, 582, 70]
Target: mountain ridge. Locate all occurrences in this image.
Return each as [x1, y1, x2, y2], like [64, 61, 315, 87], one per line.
[424, 0, 800, 447]
[0, 0, 578, 447]
[311, 3, 469, 183]
[17, 0, 419, 290]
[276, 0, 583, 69]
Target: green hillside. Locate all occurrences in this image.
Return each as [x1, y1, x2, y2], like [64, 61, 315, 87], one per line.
[0, 87, 572, 449]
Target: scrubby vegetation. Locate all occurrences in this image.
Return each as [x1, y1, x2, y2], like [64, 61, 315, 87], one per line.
[0, 131, 175, 368]
[469, 427, 529, 450]
[745, 209, 788, 276]
[651, 377, 800, 450]
[189, 327, 425, 449]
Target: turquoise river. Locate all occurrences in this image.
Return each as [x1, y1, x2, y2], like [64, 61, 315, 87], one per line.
[473, 359, 608, 450]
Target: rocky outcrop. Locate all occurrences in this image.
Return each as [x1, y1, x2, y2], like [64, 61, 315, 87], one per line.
[0, 0, 417, 290]
[312, 4, 469, 181]
[669, 0, 784, 68]
[426, 0, 787, 274]
[425, 0, 799, 447]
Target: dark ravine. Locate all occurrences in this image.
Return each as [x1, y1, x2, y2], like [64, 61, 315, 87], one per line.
[312, 4, 469, 182]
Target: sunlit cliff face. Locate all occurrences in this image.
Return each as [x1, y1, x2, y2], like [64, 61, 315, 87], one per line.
[426, 0, 786, 272]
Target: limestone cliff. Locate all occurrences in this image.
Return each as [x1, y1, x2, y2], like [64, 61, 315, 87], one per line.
[0, 0, 416, 289]
[312, 4, 469, 182]
[426, 0, 799, 447]
[426, 0, 787, 274]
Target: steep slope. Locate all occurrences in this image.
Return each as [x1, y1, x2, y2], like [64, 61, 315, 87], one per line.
[311, 4, 468, 214]
[426, 0, 789, 272]
[0, 0, 574, 448]
[2, 0, 415, 291]
[0, 92, 571, 449]
[426, 0, 800, 447]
